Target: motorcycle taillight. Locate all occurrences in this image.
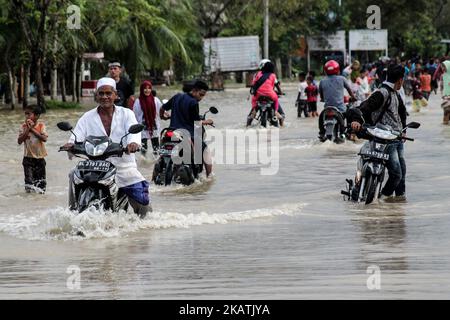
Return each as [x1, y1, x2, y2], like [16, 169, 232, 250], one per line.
[326, 110, 335, 117]
[165, 131, 174, 138]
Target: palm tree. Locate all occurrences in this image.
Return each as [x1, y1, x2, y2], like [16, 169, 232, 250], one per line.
[98, 0, 191, 85]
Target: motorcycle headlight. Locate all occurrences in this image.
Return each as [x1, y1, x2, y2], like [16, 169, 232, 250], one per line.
[85, 141, 108, 156]
[367, 127, 397, 140]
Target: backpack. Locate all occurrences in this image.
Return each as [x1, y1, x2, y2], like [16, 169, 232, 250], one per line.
[250, 72, 271, 95]
[357, 85, 393, 125]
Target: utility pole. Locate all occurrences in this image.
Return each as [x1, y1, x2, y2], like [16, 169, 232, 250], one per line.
[264, 0, 269, 59]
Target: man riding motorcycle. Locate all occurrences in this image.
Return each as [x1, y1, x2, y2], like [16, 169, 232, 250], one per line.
[61, 77, 151, 217]
[318, 60, 356, 141]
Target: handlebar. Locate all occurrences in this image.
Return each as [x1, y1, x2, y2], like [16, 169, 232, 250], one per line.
[347, 124, 416, 142]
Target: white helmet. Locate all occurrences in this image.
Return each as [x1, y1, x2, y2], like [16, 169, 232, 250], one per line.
[259, 59, 271, 70]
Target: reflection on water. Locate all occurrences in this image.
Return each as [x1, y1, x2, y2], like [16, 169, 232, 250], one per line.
[1, 86, 450, 299]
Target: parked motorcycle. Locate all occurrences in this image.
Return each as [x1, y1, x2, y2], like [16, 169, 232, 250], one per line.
[152, 106, 218, 186]
[341, 121, 420, 204]
[57, 122, 144, 213]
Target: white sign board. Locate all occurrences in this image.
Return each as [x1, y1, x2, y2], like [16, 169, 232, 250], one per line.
[349, 29, 388, 51]
[82, 52, 104, 59]
[204, 36, 260, 72]
[307, 31, 346, 51]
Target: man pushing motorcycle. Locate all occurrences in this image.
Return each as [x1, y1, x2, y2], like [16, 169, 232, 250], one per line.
[348, 64, 409, 201]
[160, 80, 214, 177]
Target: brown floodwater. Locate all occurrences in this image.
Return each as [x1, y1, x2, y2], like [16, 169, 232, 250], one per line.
[0, 83, 449, 299]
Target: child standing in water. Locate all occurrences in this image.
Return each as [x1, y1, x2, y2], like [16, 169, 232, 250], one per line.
[17, 105, 48, 193]
[295, 72, 308, 118]
[305, 76, 319, 117]
[411, 71, 428, 112]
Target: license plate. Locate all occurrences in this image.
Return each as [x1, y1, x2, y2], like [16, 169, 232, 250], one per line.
[159, 148, 175, 156]
[77, 160, 111, 172]
[363, 151, 389, 160]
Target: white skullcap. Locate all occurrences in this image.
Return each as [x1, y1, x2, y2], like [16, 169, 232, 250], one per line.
[96, 77, 116, 90]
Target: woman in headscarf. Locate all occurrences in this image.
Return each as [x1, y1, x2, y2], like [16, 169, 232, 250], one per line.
[133, 80, 163, 155]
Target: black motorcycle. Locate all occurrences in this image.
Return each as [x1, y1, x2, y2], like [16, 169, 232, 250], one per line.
[341, 121, 420, 204]
[247, 95, 279, 128]
[152, 107, 218, 186]
[57, 122, 144, 213]
[320, 106, 347, 143]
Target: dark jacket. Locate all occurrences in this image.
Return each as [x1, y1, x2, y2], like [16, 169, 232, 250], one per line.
[350, 83, 407, 132]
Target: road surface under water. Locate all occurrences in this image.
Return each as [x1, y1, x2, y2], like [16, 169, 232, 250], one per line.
[0, 83, 449, 299]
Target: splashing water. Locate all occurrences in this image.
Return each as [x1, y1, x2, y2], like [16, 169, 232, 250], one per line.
[0, 202, 306, 241]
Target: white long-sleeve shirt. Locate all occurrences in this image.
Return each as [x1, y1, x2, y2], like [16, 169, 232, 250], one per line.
[68, 105, 146, 188]
[133, 97, 162, 139]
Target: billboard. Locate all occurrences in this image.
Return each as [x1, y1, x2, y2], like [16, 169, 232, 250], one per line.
[307, 31, 346, 51]
[349, 29, 388, 51]
[203, 36, 260, 72]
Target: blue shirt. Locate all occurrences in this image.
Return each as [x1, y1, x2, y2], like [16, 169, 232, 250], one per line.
[319, 75, 352, 113]
[162, 93, 201, 137]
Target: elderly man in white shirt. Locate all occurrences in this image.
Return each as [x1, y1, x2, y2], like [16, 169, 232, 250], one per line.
[63, 77, 151, 217]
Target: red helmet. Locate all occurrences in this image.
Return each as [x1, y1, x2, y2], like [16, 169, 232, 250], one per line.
[324, 60, 340, 75]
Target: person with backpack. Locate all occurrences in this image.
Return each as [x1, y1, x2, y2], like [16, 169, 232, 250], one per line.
[349, 64, 409, 202]
[247, 59, 283, 126]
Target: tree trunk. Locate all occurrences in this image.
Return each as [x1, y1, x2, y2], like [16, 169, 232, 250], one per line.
[50, 67, 57, 100]
[275, 57, 282, 81]
[60, 71, 66, 102]
[23, 64, 30, 108]
[7, 68, 16, 110]
[76, 56, 82, 103]
[287, 57, 293, 80]
[35, 55, 46, 110]
[72, 56, 78, 102]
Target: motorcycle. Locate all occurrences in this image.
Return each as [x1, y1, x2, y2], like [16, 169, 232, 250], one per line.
[341, 121, 420, 204]
[57, 121, 144, 213]
[247, 95, 279, 128]
[320, 106, 347, 143]
[152, 106, 218, 186]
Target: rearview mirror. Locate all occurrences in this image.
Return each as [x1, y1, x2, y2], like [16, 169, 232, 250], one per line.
[128, 124, 145, 134]
[406, 122, 421, 129]
[57, 122, 73, 131]
[209, 106, 218, 114]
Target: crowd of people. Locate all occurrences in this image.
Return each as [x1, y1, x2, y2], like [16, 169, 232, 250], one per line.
[15, 54, 450, 214]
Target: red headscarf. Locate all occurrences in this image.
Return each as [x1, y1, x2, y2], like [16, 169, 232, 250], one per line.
[139, 80, 157, 134]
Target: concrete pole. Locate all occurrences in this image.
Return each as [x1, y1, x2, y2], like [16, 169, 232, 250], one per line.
[264, 0, 269, 59]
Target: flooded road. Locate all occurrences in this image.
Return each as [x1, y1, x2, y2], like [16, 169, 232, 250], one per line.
[1, 83, 450, 299]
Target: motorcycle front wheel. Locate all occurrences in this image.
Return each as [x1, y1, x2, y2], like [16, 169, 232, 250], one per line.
[77, 187, 108, 213]
[363, 174, 379, 204]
